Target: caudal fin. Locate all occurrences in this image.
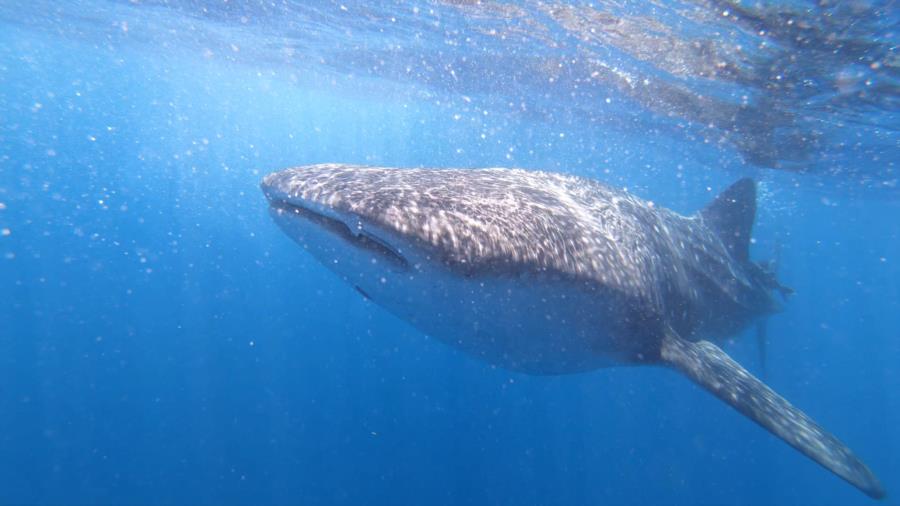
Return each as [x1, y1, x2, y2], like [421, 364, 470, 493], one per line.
[660, 330, 885, 499]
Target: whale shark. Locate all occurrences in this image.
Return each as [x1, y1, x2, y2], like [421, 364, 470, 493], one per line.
[261, 163, 884, 499]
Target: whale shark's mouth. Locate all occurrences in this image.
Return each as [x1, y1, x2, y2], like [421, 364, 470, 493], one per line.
[268, 198, 410, 269]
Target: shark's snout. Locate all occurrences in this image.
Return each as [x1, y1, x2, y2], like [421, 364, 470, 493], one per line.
[260, 165, 372, 219]
[262, 167, 410, 270]
[260, 171, 296, 206]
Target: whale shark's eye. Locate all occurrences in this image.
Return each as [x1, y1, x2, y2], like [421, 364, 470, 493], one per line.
[272, 200, 409, 269]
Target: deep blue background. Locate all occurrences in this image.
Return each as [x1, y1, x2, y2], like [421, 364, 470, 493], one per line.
[1, 11, 898, 506]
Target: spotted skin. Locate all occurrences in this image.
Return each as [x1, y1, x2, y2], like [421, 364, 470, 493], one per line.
[262, 165, 766, 341]
[261, 164, 884, 499]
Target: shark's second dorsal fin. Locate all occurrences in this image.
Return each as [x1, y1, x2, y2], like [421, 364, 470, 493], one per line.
[660, 330, 885, 499]
[699, 178, 756, 262]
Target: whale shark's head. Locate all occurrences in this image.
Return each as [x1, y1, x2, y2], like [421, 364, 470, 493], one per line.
[261, 165, 420, 303]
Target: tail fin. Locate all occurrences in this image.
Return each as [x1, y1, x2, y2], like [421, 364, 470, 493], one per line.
[660, 330, 885, 499]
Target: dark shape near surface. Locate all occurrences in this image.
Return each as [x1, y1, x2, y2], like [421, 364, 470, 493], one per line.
[261, 164, 884, 499]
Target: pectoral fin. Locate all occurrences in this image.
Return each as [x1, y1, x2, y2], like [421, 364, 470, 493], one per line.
[660, 330, 884, 499]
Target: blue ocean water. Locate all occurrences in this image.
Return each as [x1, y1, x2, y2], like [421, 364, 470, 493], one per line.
[0, 1, 898, 505]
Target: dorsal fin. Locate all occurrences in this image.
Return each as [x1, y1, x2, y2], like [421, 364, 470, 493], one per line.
[699, 178, 756, 262]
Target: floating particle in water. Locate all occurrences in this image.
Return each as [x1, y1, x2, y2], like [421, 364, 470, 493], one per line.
[1, 228, 10, 236]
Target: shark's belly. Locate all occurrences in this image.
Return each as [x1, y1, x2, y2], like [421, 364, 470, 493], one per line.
[370, 267, 648, 374]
